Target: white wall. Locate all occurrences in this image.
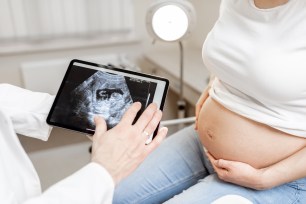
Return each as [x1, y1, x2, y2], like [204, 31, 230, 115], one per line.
[0, 42, 142, 87]
[0, 0, 221, 88]
[188, 0, 221, 47]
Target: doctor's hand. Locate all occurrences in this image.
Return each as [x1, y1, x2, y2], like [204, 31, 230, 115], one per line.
[206, 152, 270, 190]
[91, 102, 168, 185]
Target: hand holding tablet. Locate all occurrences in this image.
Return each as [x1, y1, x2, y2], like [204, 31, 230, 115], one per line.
[47, 59, 169, 141]
[92, 102, 168, 184]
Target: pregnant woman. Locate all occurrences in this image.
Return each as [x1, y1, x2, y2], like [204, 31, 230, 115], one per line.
[113, 0, 306, 203]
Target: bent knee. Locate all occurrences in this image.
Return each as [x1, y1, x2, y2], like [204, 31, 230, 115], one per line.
[211, 195, 253, 204]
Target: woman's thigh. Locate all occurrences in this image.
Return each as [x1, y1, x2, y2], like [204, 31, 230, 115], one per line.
[113, 126, 208, 204]
[165, 174, 306, 204]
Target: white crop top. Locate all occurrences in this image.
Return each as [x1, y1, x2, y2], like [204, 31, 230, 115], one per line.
[202, 0, 306, 137]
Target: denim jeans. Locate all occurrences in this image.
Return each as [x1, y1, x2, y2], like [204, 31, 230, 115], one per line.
[113, 126, 306, 204]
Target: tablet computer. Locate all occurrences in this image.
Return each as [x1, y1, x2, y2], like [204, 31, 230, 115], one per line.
[47, 59, 169, 139]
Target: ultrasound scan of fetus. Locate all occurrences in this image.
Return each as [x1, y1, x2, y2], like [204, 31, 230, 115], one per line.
[71, 71, 133, 130]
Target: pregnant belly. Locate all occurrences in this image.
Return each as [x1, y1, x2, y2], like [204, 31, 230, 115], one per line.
[197, 97, 306, 169]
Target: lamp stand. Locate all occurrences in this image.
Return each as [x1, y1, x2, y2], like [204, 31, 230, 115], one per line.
[177, 41, 186, 120]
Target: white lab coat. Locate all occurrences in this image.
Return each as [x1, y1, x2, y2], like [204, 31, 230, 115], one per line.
[0, 84, 114, 204]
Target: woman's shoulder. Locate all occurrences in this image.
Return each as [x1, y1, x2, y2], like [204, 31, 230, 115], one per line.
[219, 0, 244, 15]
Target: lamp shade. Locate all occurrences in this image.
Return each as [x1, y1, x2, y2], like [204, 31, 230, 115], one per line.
[146, 0, 196, 42]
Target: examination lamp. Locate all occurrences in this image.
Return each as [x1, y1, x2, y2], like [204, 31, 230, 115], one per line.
[146, 0, 196, 118]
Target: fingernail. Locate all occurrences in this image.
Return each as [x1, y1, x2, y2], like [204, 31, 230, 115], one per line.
[134, 101, 141, 105]
[163, 127, 168, 134]
[133, 102, 142, 108]
[149, 103, 158, 111]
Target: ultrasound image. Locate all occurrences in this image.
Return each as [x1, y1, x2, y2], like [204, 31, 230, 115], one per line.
[71, 71, 133, 129]
[50, 65, 158, 132]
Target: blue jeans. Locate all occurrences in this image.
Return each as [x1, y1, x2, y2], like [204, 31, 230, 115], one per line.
[113, 126, 306, 204]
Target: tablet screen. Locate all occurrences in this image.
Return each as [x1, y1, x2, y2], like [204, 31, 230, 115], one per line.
[47, 59, 169, 137]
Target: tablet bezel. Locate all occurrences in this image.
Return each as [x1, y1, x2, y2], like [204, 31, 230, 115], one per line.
[46, 59, 169, 137]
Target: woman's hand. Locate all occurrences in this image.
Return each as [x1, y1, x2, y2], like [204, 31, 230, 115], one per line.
[91, 102, 168, 185]
[195, 86, 210, 130]
[206, 152, 270, 190]
[195, 75, 215, 130]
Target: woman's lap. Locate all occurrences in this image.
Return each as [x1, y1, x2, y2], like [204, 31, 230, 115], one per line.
[165, 174, 306, 204]
[113, 125, 306, 204]
[113, 126, 208, 204]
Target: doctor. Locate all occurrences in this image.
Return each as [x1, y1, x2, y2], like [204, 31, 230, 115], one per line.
[0, 83, 168, 204]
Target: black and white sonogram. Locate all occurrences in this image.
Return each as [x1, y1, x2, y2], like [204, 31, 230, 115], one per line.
[49, 65, 159, 133]
[125, 77, 157, 122]
[71, 71, 133, 129]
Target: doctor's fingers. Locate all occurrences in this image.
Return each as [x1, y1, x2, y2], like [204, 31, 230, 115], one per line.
[134, 103, 158, 131]
[134, 109, 163, 149]
[144, 127, 168, 155]
[120, 102, 142, 125]
[93, 116, 107, 140]
[141, 109, 163, 139]
[131, 125, 167, 161]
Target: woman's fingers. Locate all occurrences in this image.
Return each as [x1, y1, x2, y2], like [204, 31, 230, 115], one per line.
[195, 87, 209, 130]
[195, 88, 209, 116]
[206, 151, 213, 160]
[120, 102, 142, 125]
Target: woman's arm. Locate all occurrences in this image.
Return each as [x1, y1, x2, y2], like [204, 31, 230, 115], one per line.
[207, 144, 306, 190]
[262, 145, 306, 188]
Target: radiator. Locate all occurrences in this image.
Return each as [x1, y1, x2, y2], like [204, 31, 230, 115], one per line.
[20, 54, 140, 95]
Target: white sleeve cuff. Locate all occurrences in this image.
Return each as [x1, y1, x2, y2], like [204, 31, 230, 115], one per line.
[0, 84, 55, 140]
[24, 162, 114, 204]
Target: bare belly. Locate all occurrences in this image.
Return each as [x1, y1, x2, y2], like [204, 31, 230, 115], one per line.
[197, 97, 306, 169]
